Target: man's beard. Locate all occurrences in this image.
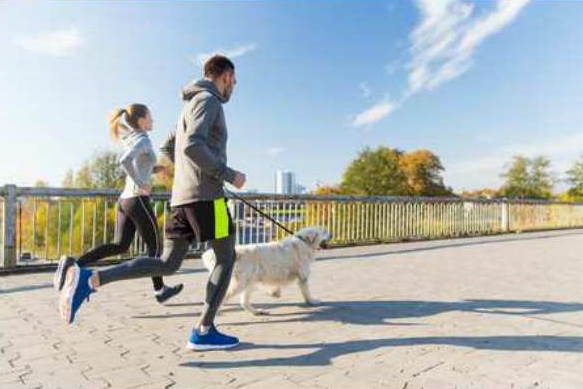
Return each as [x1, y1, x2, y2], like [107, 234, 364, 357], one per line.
[223, 85, 233, 102]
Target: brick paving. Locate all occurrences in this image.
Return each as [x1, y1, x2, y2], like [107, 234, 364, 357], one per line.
[2, 230, 583, 388]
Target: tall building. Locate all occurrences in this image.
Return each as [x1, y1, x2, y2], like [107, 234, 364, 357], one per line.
[294, 183, 306, 194]
[275, 170, 296, 194]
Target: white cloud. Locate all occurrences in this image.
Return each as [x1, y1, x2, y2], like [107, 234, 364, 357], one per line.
[408, 0, 530, 95]
[267, 146, 284, 157]
[14, 27, 85, 56]
[226, 43, 258, 58]
[194, 43, 258, 66]
[352, 0, 530, 128]
[359, 82, 371, 98]
[352, 100, 397, 127]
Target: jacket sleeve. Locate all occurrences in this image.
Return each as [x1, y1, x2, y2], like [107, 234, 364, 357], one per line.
[119, 138, 148, 188]
[183, 96, 237, 184]
[159, 131, 176, 164]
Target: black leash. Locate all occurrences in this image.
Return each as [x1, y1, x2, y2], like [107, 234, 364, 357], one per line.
[224, 187, 305, 241]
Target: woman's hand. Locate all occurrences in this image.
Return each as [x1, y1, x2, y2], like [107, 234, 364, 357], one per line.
[153, 165, 168, 175]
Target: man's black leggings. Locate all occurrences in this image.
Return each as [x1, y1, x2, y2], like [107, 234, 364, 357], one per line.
[96, 199, 237, 327]
[78, 196, 165, 291]
[96, 234, 236, 327]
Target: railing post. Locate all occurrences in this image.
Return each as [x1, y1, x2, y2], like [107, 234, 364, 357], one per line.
[1, 185, 18, 268]
[501, 200, 510, 233]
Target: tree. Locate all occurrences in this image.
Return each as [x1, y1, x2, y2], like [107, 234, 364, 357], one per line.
[499, 155, 554, 199]
[565, 155, 583, 199]
[67, 150, 173, 192]
[152, 158, 174, 192]
[399, 149, 452, 196]
[499, 156, 531, 198]
[62, 169, 74, 188]
[530, 156, 553, 199]
[340, 146, 409, 196]
[74, 151, 124, 189]
[311, 184, 344, 196]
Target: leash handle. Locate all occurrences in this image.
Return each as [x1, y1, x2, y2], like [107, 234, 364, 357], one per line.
[224, 188, 297, 237]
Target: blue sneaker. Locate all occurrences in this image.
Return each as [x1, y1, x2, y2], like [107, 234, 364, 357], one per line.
[53, 255, 77, 291]
[59, 265, 95, 324]
[186, 325, 239, 351]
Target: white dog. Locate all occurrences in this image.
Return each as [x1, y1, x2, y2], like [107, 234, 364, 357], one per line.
[202, 226, 331, 315]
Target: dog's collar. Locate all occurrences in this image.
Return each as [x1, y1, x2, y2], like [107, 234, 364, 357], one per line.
[294, 235, 310, 245]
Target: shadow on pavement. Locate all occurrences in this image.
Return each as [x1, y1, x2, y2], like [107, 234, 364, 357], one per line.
[134, 299, 583, 327]
[181, 334, 583, 368]
[0, 283, 52, 294]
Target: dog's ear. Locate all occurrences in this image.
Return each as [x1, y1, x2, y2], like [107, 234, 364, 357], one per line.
[308, 234, 317, 246]
[308, 230, 319, 246]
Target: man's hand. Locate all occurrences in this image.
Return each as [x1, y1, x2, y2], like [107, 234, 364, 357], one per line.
[138, 185, 152, 196]
[232, 172, 246, 189]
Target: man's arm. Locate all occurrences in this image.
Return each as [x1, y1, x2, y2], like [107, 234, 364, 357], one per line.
[183, 96, 237, 184]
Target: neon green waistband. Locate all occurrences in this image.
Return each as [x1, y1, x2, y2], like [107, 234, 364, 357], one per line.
[213, 197, 229, 239]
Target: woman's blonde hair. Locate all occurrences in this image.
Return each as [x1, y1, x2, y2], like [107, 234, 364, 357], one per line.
[108, 103, 149, 140]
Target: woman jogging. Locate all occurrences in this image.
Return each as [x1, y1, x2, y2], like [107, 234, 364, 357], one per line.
[53, 104, 183, 304]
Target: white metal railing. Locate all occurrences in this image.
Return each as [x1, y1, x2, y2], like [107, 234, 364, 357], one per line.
[2, 184, 583, 268]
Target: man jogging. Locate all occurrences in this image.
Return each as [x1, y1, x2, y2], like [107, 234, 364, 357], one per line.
[59, 54, 246, 351]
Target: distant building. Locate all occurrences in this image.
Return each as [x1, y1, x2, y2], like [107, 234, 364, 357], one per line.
[274, 170, 307, 194]
[275, 170, 295, 194]
[294, 183, 306, 194]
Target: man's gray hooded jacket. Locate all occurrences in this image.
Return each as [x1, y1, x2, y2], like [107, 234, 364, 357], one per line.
[160, 79, 237, 206]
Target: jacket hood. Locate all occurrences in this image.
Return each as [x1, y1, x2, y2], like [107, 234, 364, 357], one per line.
[181, 79, 228, 103]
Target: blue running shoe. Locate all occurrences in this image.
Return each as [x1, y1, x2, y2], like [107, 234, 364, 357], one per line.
[59, 265, 95, 324]
[186, 325, 239, 351]
[53, 255, 77, 291]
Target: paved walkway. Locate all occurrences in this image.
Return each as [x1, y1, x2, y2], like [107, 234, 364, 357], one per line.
[2, 230, 583, 389]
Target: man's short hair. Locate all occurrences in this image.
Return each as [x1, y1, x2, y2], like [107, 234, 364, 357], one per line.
[203, 55, 235, 78]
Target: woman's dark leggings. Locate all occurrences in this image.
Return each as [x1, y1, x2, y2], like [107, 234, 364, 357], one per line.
[78, 196, 165, 291]
[97, 234, 236, 327]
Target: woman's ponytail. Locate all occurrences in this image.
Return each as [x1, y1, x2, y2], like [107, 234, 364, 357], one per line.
[108, 108, 126, 141]
[108, 104, 149, 141]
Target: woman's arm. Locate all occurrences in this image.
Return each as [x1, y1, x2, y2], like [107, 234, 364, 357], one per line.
[119, 137, 149, 189]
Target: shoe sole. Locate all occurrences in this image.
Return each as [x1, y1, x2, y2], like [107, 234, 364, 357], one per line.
[53, 257, 71, 291]
[185, 341, 239, 351]
[156, 284, 184, 304]
[59, 266, 80, 324]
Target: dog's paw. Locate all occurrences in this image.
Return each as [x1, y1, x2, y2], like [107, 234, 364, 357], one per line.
[268, 289, 282, 298]
[251, 308, 269, 316]
[304, 299, 321, 307]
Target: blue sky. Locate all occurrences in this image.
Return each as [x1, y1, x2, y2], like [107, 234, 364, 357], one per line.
[1, 0, 583, 192]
